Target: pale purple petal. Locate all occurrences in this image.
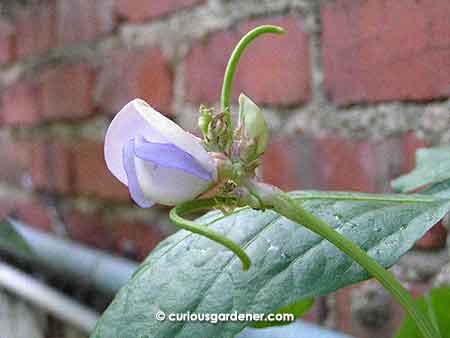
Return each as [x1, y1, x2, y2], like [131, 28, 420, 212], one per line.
[134, 137, 213, 181]
[131, 99, 217, 179]
[122, 138, 154, 208]
[104, 100, 168, 185]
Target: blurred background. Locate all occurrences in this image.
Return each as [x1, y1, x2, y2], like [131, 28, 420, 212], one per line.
[0, 0, 449, 337]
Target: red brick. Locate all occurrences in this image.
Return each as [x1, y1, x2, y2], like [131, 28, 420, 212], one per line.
[262, 134, 413, 193]
[333, 281, 437, 338]
[72, 140, 129, 200]
[64, 210, 113, 250]
[0, 134, 31, 187]
[15, 0, 56, 59]
[30, 142, 50, 191]
[313, 135, 379, 192]
[39, 63, 96, 120]
[115, 0, 205, 22]
[1, 78, 42, 126]
[184, 15, 311, 106]
[29, 139, 130, 200]
[30, 141, 72, 194]
[400, 132, 428, 174]
[313, 134, 420, 193]
[322, 0, 450, 105]
[14, 199, 55, 232]
[415, 221, 448, 250]
[57, 0, 116, 46]
[261, 136, 317, 191]
[301, 298, 322, 323]
[0, 19, 15, 65]
[0, 196, 54, 232]
[63, 209, 163, 258]
[111, 221, 163, 260]
[333, 282, 405, 338]
[262, 138, 299, 191]
[95, 47, 173, 115]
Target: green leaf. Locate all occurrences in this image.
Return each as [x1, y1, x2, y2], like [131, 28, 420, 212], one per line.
[250, 297, 314, 329]
[395, 287, 450, 338]
[392, 146, 450, 192]
[91, 190, 450, 338]
[0, 218, 31, 257]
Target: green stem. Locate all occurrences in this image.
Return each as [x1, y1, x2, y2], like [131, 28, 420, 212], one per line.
[170, 199, 251, 270]
[245, 180, 440, 338]
[220, 25, 284, 153]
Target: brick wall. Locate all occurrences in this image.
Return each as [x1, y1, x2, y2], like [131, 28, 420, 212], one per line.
[0, 0, 449, 336]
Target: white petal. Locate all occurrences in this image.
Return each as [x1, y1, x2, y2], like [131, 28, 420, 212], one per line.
[135, 157, 212, 205]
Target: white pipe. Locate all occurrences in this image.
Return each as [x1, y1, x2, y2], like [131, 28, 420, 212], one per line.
[0, 262, 99, 333]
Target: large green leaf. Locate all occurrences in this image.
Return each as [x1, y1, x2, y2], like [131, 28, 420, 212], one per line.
[392, 146, 450, 192]
[0, 217, 31, 257]
[91, 187, 450, 338]
[395, 287, 450, 338]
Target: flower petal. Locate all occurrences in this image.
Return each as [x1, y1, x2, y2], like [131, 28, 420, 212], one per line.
[104, 100, 168, 185]
[122, 138, 154, 208]
[132, 99, 217, 179]
[134, 157, 212, 206]
[134, 137, 213, 181]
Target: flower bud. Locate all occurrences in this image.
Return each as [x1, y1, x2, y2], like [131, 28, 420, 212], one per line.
[198, 105, 212, 136]
[104, 99, 217, 207]
[238, 93, 269, 162]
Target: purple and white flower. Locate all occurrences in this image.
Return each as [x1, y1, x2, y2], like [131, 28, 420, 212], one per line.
[104, 99, 217, 207]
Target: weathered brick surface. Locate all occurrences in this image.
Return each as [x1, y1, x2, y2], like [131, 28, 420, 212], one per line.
[71, 140, 129, 200]
[115, 0, 205, 22]
[15, 0, 57, 59]
[111, 221, 163, 260]
[0, 195, 54, 232]
[1, 63, 95, 126]
[0, 19, 15, 65]
[333, 282, 405, 338]
[95, 47, 173, 115]
[263, 134, 406, 193]
[313, 135, 381, 192]
[261, 136, 317, 191]
[400, 132, 428, 174]
[0, 133, 30, 186]
[40, 63, 96, 120]
[63, 209, 163, 258]
[63, 210, 114, 250]
[30, 141, 73, 194]
[322, 0, 450, 105]
[0, 134, 31, 187]
[30, 139, 129, 200]
[332, 276, 440, 338]
[184, 15, 311, 106]
[415, 222, 448, 250]
[1, 79, 41, 126]
[57, 0, 116, 46]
